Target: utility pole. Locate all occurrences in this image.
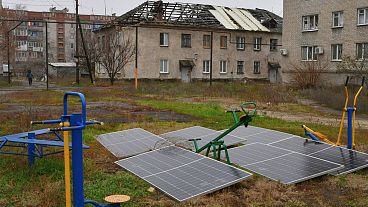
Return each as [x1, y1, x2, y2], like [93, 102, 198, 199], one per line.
[75, 0, 80, 84]
[210, 31, 213, 86]
[45, 22, 49, 90]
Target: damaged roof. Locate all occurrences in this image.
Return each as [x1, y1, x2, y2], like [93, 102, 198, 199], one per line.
[115, 1, 282, 33]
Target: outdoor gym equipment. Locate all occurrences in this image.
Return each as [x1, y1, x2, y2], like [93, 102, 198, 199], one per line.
[190, 102, 256, 163]
[303, 76, 365, 149]
[0, 123, 89, 167]
[30, 92, 127, 207]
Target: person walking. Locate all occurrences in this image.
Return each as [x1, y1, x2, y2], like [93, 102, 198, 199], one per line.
[26, 70, 33, 86]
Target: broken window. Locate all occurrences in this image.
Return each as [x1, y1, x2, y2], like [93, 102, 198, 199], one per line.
[302, 15, 319, 31]
[181, 34, 191, 48]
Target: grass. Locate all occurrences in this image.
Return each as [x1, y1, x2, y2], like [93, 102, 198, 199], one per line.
[0, 83, 368, 206]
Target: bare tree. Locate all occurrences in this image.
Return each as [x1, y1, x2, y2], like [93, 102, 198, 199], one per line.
[337, 55, 368, 79]
[97, 27, 135, 85]
[290, 57, 330, 88]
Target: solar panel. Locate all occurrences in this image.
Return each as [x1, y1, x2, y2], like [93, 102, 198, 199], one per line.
[309, 146, 368, 175]
[115, 146, 252, 202]
[244, 152, 343, 184]
[226, 143, 343, 184]
[270, 137, 332, 155]
[226, 126, 294, 145]
[160, 126, 245, 150]
[227, 143, 292, 166]
[96, 128, 172, 158]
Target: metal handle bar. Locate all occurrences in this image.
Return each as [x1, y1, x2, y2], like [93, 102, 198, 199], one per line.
[241, 102, 257, 116]
[64, 92, 86, 126]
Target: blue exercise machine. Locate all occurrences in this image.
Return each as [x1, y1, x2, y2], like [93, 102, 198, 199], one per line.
[1, 92, 127, 206]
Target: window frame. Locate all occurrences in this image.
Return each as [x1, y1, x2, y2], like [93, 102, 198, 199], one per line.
[160, 32, 169, 47]
[254, 37, 262, 51]
[302, 15, 319, 31]
[181, 34, 192, 48]
[331, 44, 343, 61]
[237, 61, 244, 74]
[203, 60, 210, 74]
[270, 39, 278, 51]
[253, 61, 261, 74]
[357, 8, 368, 25]
[203, 34, 211, 49]
[220, 36, 228, 49]
[356, 43, 368, 60]
[301, 46, 318, 61]
[220, 60, 227, 74]
[332, 11, 344, 28]
[160, 59, 169, 74]
[236, 36, 245, 50]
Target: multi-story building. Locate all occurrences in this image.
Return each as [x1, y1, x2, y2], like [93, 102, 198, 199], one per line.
[95, 1, 283, 83]
[0, 5, 115, 76]
[281, 0, 368, 84]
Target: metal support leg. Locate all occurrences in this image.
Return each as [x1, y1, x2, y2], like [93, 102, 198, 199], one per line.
[223, 144, 231, 164]
[347, 107, 354, 149]
[27, 133, 36, 166]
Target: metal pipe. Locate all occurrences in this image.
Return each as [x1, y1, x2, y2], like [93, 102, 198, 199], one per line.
[135, 26, 138, 89]
[210, 31, 213, 86]
[75, 0, 80, 85]
[45, 21, 49, 90]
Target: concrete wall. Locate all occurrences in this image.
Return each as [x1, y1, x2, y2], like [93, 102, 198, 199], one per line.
[96, 25, 282, 82]
[282, 0, 368, 84]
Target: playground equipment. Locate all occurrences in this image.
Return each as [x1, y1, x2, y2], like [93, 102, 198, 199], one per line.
[0, 123, 90, 167]
[190, 102, 256, 163]
[29, 92, 130, 207]
[303, 76, 365, 149]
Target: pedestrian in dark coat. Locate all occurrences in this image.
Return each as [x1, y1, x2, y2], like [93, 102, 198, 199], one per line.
[26, 70, 33, 86]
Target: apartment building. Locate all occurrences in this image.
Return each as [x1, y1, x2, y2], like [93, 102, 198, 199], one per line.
[95, 1, 283, 83]
[0, 5, 115, 76]
[281, 0, 368, 84]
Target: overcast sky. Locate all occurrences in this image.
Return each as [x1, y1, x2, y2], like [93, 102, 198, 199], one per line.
[2, 0, 283, 16]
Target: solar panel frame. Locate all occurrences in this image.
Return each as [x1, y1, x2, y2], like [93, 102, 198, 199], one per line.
[244, 152, 344, 184]
[270, 137, 333, 155]
[226, 143, 344, 184]
[96, 128, 173, 158]
[223, 126, 295, 145]
[115, 146, 252, 202]
[308, 146, 368, 175]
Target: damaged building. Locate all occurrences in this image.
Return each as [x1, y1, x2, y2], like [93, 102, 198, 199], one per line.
[95, 1, 283, 83]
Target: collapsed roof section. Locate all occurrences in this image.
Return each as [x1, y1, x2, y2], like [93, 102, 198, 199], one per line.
[115, 1, 282, 33]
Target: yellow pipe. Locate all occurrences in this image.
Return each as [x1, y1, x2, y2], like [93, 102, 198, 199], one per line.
[352, 86, 363, 148]
[336, 86, 349, 146]
[62, 122, 72, 207]
[302, 125, 335, 145]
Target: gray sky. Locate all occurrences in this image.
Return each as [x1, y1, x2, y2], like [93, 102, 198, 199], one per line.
[2, 0, 283, 16]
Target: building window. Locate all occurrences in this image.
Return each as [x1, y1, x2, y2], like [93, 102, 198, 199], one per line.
[71, 43, 74, 49]
[253, 61, 261, 74]
[181, 34, 191, 48]
[358, 8, 368, 25]
[357, 43, 368, 60]
[236, 37, 245, 50]
[270, 39, 278, 51]
[332, 11, 344, 28]
[160, 59, 169, 73]
[160, 33, 169, 47]
[220, 61, 227, 73]
[237, 61, 244, 74]
[203, 35, 211, 49]
[254, 37, 262, 51]
[220, 36, 228, 49]
[331, 44, 343, 61]
[301, 46, 318, 61]
[203, 60, 210, 73]
[302, 15, 319, 31]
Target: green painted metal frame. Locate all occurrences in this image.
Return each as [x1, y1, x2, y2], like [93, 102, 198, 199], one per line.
[191, 102, 256, 164]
